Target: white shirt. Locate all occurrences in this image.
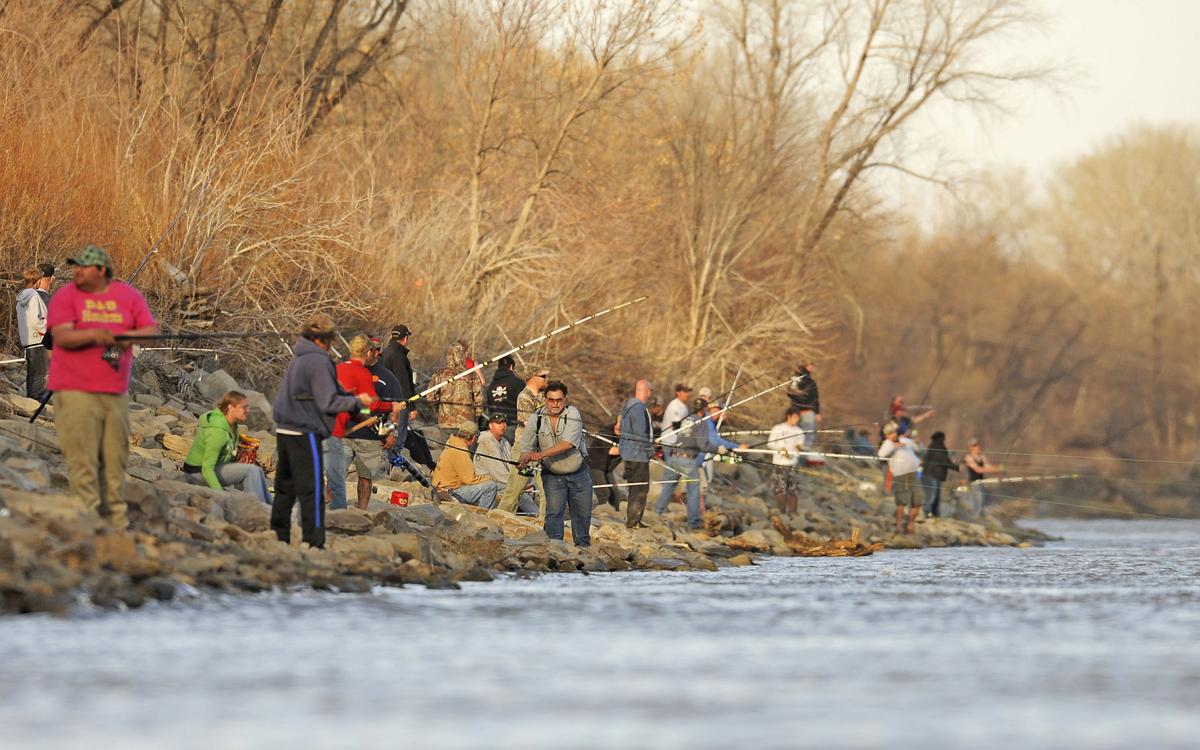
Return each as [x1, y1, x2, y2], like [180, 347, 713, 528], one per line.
[767, 422, 806, 466]
[878, 436, 921, 477]
[659, 397, 690, 446]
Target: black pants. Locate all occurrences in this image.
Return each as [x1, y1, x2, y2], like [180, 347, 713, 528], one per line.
[589, 467, 621, 510]
[24, 345, 48, 400]
[624, 461, 650, 527]
[405, 428, 436, 470]
[271, 432, 326, 548]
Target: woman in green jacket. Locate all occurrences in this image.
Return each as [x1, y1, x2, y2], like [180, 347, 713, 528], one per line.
[183, 391, 271, 503]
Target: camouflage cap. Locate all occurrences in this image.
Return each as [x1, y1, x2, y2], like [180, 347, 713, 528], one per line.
[66, 245, 113, 272]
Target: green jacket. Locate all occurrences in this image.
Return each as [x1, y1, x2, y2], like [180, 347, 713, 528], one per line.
[184, 409, 238, 491]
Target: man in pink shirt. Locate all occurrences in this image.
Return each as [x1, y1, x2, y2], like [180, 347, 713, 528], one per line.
[47, 245, 157, 530]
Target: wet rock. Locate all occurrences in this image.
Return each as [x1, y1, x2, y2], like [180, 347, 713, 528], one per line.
[728, 553, 754, 566]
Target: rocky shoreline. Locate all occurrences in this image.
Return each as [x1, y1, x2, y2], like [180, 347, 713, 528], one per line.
[0, 374, 1049, 616]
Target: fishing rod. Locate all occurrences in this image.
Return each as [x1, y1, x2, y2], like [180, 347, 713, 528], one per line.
[714, 365, 742, 433]
[127, 194, 194, 284]
[407, 297, 647, 406]
[740, 447, 885, 462]
[954, 473, 1082, 491]
[657, 379, 792, 444]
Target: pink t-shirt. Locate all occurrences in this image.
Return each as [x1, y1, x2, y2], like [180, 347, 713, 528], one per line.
[46, 281, 156, 394]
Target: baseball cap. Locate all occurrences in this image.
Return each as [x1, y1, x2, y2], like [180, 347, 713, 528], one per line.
[698, 387, 713, 400]
[368, 336, 383, 351]
[673, 382, 692, 393]
[390, 324, 412, 338]
[691, 397, 708, 412]
[532, 365, 550, 378]
[487, 412, 509, 423]
[66, 245, 113, 277]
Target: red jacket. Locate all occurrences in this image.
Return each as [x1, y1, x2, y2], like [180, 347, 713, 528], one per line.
[332, 359, 396, 438]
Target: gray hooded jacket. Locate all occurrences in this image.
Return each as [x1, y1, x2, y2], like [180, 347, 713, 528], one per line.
[272, 337, 362, 437]
[16, 287, 46, 348]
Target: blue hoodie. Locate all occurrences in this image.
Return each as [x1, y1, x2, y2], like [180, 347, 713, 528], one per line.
[271, 337, 362, 437]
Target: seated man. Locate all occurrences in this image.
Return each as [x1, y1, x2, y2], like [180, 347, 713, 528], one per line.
[474, 413, 537, 514]
[431, 421, 500, 509]
[183, 391, 272, 503]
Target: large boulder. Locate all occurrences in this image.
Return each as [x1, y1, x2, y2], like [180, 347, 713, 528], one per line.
[326, 509, 373, 535]
[196, 369, 240, 403]
[242, 390, 275, 431]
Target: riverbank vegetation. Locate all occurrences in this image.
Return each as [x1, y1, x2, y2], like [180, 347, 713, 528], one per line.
[0, 0, 1195, 516]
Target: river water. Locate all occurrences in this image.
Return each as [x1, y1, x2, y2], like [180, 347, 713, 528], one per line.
[1, 519, 1197, 749]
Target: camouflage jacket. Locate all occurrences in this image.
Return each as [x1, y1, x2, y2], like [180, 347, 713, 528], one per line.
[511, 386, 546, 451]
[428, 341, 484, 427]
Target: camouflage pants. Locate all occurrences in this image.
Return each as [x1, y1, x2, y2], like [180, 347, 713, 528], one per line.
[772, 466, 800, 512]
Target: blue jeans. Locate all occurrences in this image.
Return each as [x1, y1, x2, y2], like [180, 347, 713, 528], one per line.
[653, 455, 701, 528]
[541, 466, 593, 547]
[449, 480, 500, 510]
[799, 411, 817, 450]
[323, 436, 350, 510]
[923, 477, 942, 516]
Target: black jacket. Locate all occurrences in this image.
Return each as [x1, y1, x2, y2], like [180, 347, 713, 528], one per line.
[923, 445, 959, 481]
[380, 341, 415, 401]
[787, 372, 820, 414]
[486, 369, 524, 421]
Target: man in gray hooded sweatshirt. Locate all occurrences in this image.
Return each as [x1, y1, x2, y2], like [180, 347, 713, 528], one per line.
[270, 314, 372, 549]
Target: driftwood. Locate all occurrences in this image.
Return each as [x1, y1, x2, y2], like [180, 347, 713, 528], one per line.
[770, 516, 883, 557]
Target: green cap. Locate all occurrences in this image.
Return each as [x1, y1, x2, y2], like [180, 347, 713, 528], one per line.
[66, 245, 113, 275]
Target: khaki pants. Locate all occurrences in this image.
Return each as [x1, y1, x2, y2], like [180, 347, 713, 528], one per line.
[497, 465, 546, 518]
[54, 390, 130, 529]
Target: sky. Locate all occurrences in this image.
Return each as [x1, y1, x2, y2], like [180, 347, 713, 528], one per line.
[903, 0, 1200, 215]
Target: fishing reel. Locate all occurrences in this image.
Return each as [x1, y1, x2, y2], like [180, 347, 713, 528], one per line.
[517, 464, 536, 478]
[101, 346, 122, 371]
[375, 420, 398, 438]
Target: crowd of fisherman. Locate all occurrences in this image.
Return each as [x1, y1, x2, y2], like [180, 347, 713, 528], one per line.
[15, 245, 1004, 549]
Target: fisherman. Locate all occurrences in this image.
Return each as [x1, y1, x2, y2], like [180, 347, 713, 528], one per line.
[921, 431, 958, 518]
[786, 362, 821, 450]
[427, 340, 484, 432]
[653, 397, 707, 529]
[46, 245, 157, 530]
[699, 399, 749, 510]
[961, 437, 1001, 518]
[518, 380, 592, 546]
[486, 355, 524, 440]
[183, 390, 272, 503]
[618, 378, 655, 528]
[16, 265, 52, 399]
[474, 413, 536, 515]
[878, 422, 923, 534]
[658, 383, 692, 461]
[270, 315, 372, 549]
[432, 421, 501, 509]
[496, 366, 549, 515]
[767, 407, 807, 514]
[885, 395, 936, 439]
[379, 323, 417, 447]
[588, 420, 623, 512]
[325, 335, 404, 511]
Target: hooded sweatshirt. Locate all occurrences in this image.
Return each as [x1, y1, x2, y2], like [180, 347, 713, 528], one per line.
[16, 287, 47, 348]
[271, 337, 362, 437]
[429, 341, 483, 427]
[184, 409, 238, 491]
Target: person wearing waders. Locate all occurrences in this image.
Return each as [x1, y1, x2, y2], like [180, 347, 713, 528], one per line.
[270, 315, 372, 549]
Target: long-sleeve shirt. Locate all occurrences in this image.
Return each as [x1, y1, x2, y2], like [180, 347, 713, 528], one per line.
[699, 420, 741, 466]
[16, 288, 47, 347]
[878, 436, 921, 477]
[767, 422, 807, 466]
[659, 398, 690, 446]
[432, 435, 489, 490]
[473, 431, 512, 484]
[332, 359, 397, 439]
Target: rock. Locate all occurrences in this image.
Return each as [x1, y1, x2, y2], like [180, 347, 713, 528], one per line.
[329, 536, 395, 570]
[220, 495, 270, 532]
[728, 553, 754, 566]
[326, 510, 373, 535]
[196, 369, 240, 403]
[391, 504, 449, 529]
[134, 394, 165, 408]
[0, 456, 50, 491]
[241, 390, 274, 431]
